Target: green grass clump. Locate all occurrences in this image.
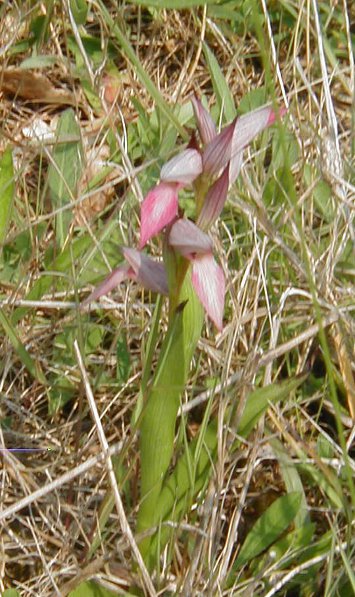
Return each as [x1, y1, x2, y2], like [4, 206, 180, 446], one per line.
[0, 0, 353, 595]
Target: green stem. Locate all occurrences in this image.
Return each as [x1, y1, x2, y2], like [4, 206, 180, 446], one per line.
[137, 271, 204, 567]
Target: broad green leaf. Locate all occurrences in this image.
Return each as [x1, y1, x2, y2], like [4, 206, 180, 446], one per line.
[265, 522, 315, 563]
[235, 492, 302, 567]
[270, 436, 309, 527]
[68, 580, 119, 597]
[148, 419, 218, 559]
[272, 129, 299, 169]
[48, 109, 83, 247]
[237, 374, 307, 438]
[0, 148, 15, 246]
[2, 590, 21, 597]
[203, 42, 236, 123]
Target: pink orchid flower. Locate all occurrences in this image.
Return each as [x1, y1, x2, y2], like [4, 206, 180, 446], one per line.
[140, 99, 286, 244]
[85, 97, 285, 331]
[169, 218, 225, 330]
[139, 148, 203, 248]
[83, 247, 168, 305]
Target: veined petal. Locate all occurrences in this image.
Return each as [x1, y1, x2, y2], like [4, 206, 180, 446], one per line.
[191, 95, 217, 145]
[169, 218, 212, 257]
[161, 148, 203, 185]
[228, 150, 243, 186]
[202, 118, 236, 176]
[197, 166, 229, 230]
[140, 182, 178, 248]
[231, 104, 286, 159]
[123, 247, 169, 295]
[83, 263, 131, 305]
[192, 254, 225, 330]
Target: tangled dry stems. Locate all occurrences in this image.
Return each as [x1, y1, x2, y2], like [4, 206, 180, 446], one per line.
[0, 1, 354, 595]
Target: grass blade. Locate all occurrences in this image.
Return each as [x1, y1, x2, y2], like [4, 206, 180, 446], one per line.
[203, 42, 236, 123]
[0, 309, 46, 384]
[0, 147, 15, 247]
[48, 109, 83, 247]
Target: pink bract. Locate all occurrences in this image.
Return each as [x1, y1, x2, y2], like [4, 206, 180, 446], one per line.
[160, 148, 203, 185]
[191, 253, 225, 331]
[139, 182, 179, 248]
[191, 95, 217, 145]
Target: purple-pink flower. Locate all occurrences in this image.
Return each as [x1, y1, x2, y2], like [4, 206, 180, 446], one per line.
[85, 96, 286, 330]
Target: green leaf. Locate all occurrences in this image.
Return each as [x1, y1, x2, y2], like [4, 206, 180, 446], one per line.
[270, 436, 309, 528]
[0, 147, 15, 247]
[11, 234, 92, 324]
[202, 42, 236, 123]
[235, 492, 302, 567]
[48, 109, 83, 247]
[137, 271, 204, 567]
[237, 87, 267, 113]
[68, 580, 119, 597]
[2, 590, 21, 597]
[20, 55, 58, 68]
[96, 0, 188, 140]
[48, 376, 75, 415]
[116, 334, 130, 382]
[70, 0, 88, 25]
[0, 309, 47, 385]
[237, 374, 307, 438]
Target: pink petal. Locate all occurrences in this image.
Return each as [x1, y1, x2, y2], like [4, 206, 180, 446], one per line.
[202, 118, 236, 176]
[191, 95, 217, 145]
[228, 151, 243, 186]
[169, 218, 212, 257]
[160, 148, 203, 185]
[197, 166, 229, 230]
[83, 263, 131, 305]
[230, 104, 286, 161]
[140, 182, 178, 248]
[192, 254, 225, 330]
[123, 247, 168, 295]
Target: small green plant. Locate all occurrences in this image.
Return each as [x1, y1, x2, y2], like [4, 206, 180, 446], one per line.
[85, 96, 286, 567]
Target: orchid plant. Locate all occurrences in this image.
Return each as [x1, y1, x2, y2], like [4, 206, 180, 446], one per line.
[86, 97, 285, 567]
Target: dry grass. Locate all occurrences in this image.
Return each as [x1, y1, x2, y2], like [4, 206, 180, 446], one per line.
[0, 1, 354, 595]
